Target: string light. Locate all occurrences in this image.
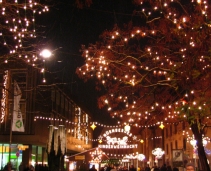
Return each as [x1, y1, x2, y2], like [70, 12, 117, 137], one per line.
[34, 115, 184, 129]
[137, 154, 145, 161]
[0, 1, 49, 67]
[90, 148, 104, 163]
[152, 148, 165, 159]
[1, 70, 9, 123]
[124, 124, 131, 132]
[76, 0, 211, 130]
[90, 123, 96, 130]
[159, 122, 165, 129]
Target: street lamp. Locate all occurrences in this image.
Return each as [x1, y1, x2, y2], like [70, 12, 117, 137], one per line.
[40, 49, 52, 83]
[40, 49, 52, 58]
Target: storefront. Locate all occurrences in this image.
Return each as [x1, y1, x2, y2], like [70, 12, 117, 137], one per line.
[0, 144, 48, 170]
[67, 148, 109, 171]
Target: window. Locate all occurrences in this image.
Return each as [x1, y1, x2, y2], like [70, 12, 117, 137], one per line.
[174, 124, 177, 134]
[175, 140, 178, 149]
[166, 144, 169, 155]
[183, 138, 186, 150]
[170, 125, 172, 136]
[166, 128, 168, 138]
[182, 122, 185, 130]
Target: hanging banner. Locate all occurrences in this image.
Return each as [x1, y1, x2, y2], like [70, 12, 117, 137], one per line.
[12, 81, 24, 132]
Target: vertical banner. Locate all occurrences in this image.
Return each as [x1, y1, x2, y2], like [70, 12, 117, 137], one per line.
[12, 81, 24, 132]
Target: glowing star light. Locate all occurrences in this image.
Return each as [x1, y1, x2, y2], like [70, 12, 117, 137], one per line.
[140, 139, 144, 143]
[159, 122, 165, 129]
[91, 123, 96, 130]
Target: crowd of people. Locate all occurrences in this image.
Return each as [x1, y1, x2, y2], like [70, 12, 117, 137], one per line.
[98, 164, 137, 171]
[96, 163, 195, 171]
[143, 163, 196, 171]
[147, 163, 175, 171]
[2, 161, 196, 171]
[144, 163, 195, 171]
[2, 162, 49, 171]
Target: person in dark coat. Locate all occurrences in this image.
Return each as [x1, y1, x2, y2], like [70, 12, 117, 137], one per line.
[166, 165, 172, 171]
[19, 162, 24, 171]
[160, 164, 167, 171]
[3, 162, 12, 171]
[23, 164, 30, 171]
[172, 167, 179, 171]
[145, 165, 151, 171]
[154, 166, 160, 171]
[129, 165, 136, 171]
[89, 165, 97, 171]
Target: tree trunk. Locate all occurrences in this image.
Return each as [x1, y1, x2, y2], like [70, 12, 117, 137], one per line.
[190, 123, 210, 171]
[48, 148, 65, 171]
[48, 151, 61, 171]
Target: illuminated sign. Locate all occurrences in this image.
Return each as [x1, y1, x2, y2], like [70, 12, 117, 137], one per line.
[0, 146, 9, 152]
[122, 159, 129, 162]
[99, 128, 138, 149]
[18, 145, 29, 150]
[98, 144, 138, 149]
[103, 128, 132, 137]
[106, 136, 128, 145]
[75, 155, 85, 160]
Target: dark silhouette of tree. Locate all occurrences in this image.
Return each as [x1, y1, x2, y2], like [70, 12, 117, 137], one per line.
[47, 125, 66, 171]
[76, 1, 211, 171]
[75, 0, 92, 9]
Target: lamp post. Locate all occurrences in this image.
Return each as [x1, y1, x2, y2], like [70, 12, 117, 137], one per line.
[40, 49, 52, 83]
[40, 49, 67, 171]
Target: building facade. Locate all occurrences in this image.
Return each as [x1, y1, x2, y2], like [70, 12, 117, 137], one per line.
[0, 65, 93, 170]
[137, 122, 211, 169]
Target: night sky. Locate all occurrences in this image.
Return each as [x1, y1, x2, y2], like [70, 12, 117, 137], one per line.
[37, 0, 135, 134]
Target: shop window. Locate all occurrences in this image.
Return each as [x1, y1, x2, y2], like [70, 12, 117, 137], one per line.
[37, 146, 43, 164]
[32, 145, 37, 166]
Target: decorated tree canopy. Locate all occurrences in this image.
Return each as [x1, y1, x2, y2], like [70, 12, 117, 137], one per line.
[76, 1, 211, 170]
[0, 0, 49, 66]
